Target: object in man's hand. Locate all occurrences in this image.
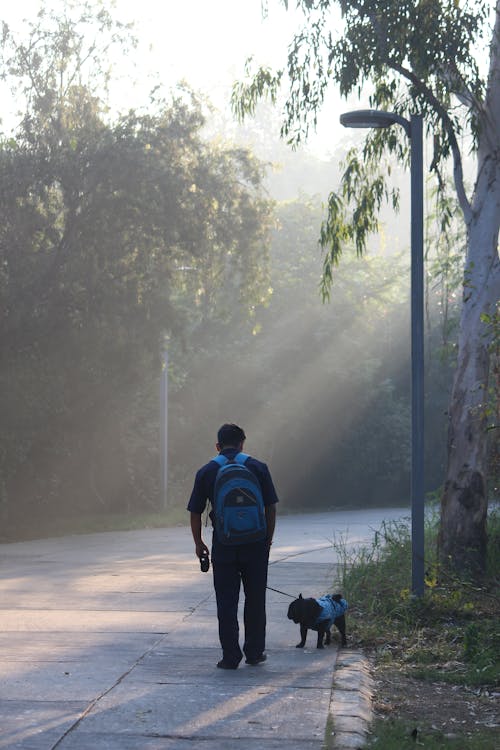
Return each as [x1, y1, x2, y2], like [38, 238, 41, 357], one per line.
[200, 552, 210, 573]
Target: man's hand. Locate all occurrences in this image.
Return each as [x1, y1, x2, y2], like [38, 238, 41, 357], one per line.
[190, 512, 209, 559]
[195, 541, 210, 560]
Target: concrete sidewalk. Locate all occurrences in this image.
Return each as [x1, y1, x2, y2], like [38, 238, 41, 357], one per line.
[0, 516, 376, 749]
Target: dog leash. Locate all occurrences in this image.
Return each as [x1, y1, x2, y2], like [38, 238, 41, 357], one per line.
[266, 585, 295, 598]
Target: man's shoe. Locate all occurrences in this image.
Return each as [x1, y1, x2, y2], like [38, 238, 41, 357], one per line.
[245, 654, 267, 665]
[217, 659, 238, 670]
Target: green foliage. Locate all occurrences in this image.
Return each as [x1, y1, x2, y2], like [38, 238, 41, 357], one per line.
[333, 509, 500, 687]
[1, 2, 488, 538]
[273, 0, 487, 151]
[320, 147, 400, 299]
[0, 3, 273, 532]
[1, 2, 135, 126]
[231, 58, 283, 122]
[169, 192, 459, 511]
[425, 181, 465, 352]
[233, 0, 494, 288]
[236, 0, 500, 580]
[368, 718, 497, 750]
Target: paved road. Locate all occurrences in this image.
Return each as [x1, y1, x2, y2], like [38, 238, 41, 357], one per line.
[0, 507, 409, 749]
[269, 507, 410, 563]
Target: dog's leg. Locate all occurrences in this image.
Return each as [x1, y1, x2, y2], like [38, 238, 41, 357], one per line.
[325, 628, 331, 645]
[316, 625, 327, 649]
[334, 614, 347, 646]
[296, 624, 308, 648]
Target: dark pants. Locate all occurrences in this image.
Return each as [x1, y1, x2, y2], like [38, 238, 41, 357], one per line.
[211, 538, 269, 666]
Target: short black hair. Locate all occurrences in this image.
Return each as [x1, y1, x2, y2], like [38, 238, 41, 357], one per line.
[217, 423, 246, 447]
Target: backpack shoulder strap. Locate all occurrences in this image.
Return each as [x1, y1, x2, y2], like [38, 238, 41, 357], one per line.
[212, 454, 228, 467]
[234, 452, 250, 465]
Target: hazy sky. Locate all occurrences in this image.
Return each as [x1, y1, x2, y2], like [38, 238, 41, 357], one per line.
[115, 0, 299, 98]
[1, 0, 361, 158]
[1, 2, 303, 108]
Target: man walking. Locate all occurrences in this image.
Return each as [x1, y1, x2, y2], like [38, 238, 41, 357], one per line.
[187, 423, 278, 669]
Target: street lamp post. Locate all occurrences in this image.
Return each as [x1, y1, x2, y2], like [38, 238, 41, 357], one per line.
[160, 349, 168, 511]
[340, 109, 425, 597]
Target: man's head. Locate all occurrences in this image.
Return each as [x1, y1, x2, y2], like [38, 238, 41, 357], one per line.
[217, 423, 246, 450]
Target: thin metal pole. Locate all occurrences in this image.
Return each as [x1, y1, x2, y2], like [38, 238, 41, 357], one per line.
[410, 114, 425, 597]
[340, 108, 426, 596]
[160, 350, 168, 510]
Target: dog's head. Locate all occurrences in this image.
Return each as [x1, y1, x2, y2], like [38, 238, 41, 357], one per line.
[287, 594, 321, 626]
[331, 593, 348, 612]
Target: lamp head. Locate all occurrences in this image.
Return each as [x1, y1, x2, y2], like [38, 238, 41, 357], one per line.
[340, 109, 410, 135]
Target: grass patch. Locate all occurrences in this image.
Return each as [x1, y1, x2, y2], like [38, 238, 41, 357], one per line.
[323, 712, 335, 750]
[369, 718, 498, 749]
[332, 507, 499, 745]
[334, 509, 500, 687]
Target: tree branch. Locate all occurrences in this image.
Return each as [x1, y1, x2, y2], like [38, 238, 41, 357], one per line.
[356, 0, 473, 224]
[390, 60, 472, 225]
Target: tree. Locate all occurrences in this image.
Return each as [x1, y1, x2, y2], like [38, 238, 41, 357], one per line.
[233, 0, 500, 574]
[0, 3, 273, 532]
[169, 192, 422, 509]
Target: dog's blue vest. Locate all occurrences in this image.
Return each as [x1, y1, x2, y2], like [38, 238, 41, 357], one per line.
[315, 595, 348, 629]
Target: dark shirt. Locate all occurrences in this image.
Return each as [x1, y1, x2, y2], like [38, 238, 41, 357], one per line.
[187, 447, 279, 518]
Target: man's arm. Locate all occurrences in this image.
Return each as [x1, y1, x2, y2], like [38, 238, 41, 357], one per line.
[265, 503, 276, 548]
[190, 512, 209, 559]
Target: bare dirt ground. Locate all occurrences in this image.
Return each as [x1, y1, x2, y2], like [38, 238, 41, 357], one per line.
[372, 667, 499, 741]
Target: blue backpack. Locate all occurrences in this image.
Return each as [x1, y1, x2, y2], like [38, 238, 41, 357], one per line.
[212, 453, 267, 545]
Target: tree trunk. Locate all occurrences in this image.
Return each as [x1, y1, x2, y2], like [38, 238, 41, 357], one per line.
[439, 5, 500, 575]
[439, 69, 500, 573]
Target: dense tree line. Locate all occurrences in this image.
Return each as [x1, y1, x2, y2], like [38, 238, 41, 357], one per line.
[0, 6, 272, 535]
[1, 2, 491, 541]
[169, 195, 461, 511]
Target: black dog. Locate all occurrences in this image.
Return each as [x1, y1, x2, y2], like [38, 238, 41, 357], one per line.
[287, 593, 348, 648]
